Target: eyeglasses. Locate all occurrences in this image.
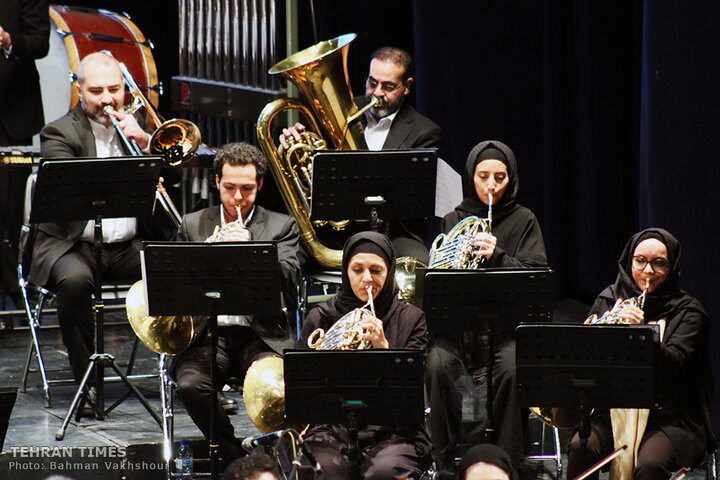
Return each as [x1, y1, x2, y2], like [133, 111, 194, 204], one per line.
[632, 256, 669, 272]
[366, 77, 403, 93]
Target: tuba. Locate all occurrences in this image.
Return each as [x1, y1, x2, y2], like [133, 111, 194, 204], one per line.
[256, 34, 380, 269]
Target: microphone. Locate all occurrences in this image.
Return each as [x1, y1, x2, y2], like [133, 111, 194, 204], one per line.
[241, 430, 284, 452]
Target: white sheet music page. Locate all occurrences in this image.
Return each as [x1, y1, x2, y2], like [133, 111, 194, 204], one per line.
[434, 158, 463, 218]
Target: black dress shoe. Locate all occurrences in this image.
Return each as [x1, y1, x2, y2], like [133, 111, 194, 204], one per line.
[219, 392, 238, 415]
[79, 387, 97, 417]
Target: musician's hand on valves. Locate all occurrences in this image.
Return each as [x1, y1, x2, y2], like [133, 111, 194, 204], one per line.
[615, 304, 644, 324]
[107, 108, 151, 151]
[218, 224, 251, 242]
[361, 316, 389, 349]
[279, 122, 306, 150]
[474, 232, 497, 260]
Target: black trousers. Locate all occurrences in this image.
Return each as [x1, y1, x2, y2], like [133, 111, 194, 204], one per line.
[48, 239, 142, 383]
[303, 425, 431, 480]
[173, 326, 274, 464]
[567, 415, 677, 480]
[425, 335, 525, 469]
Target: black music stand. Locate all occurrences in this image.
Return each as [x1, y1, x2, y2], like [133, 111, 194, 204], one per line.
[417, 268, 554, 441]
[143, 241, 282, 480]
[311, 149, 437, 229]
[28, 157, 162, 437]
[516, 323, 658, 478]
[284, 350, 424, 462]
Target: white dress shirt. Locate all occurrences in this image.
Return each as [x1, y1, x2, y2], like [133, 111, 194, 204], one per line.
[364, 110, 398, 151]
[80, 118, 138, 242]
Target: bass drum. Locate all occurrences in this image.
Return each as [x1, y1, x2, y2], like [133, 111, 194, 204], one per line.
[35, 5, 159, 125]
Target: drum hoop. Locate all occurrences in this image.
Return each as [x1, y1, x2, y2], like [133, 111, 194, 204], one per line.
[106, 11, 159, 109]
[46, 5, 160, 111]
[49, 6, 81, 111]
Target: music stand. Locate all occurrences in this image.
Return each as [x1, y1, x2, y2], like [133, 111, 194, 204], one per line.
[417, 268, 554, 441]
[284, 349, 424, 461]
[28, 157, 162, 436]
[310, 149, 437, 229]
[516, 323, 658, 477]
[143, 241, 282, 480]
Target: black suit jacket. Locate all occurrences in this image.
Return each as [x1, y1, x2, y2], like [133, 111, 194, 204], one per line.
[355, 95, 441, 149]
[29, 104, 161, 287]
[0, 0, 49, 143]
[177, 205, 302, 353]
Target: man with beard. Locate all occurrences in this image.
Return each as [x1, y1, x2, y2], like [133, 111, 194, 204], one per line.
[280, 47, 442, 261]
[280, 46, 441, 152]
[28, 52, 155, 410]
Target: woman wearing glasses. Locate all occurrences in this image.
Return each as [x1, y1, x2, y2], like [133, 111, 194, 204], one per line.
[567, 228, 714, 480]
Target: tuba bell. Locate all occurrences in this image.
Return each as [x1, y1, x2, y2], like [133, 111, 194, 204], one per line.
[256, 34, 380, 269]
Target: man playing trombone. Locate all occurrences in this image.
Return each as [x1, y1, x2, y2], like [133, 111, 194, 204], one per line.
[28, 52, 166, 411]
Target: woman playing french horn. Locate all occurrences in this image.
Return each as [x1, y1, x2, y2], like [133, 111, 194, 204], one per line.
[299, 231, 431, 480]
[426, 140, 548, 474]
[567, 228, 714, 480]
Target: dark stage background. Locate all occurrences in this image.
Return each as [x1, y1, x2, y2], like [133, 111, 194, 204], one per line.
[53, 0, 720, 434]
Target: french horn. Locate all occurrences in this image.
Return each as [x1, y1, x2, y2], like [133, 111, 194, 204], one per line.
[307, 286, 376, 350]
[428, 194, 492, 269]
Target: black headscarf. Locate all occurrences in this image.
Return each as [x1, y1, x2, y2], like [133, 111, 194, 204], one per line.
[317, 231, 399, 319]
[455, 140, 521, 223]
[604, 227, 704, 321]
[458, 444, 519, 480]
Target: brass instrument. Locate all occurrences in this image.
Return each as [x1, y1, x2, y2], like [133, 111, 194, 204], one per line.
[115, 60, 201, 167]
[205, 206, 246, 243]
[428, 194, 492, 269]
[307, 286, 376, 350]
[102, 52, 201, 228]
[256, 34, 381, 269]
[531, 279, 651, 428]
[125, 280, 204, 355]
[395, 256, 426, 305]
[585, 279, 649, 325]
[243, 356, 286, 434]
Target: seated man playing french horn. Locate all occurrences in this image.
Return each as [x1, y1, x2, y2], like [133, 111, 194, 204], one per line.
[170, 142, 302, 463]
[299, 231, 432, 480]
[567, 228, 714, 480]
[425, 140, 548, 474]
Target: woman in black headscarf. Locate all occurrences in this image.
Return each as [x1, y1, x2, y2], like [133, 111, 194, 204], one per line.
[459, 444, 519, 480]
[299, 231, 431, 480]
[567, 228, 714, 480]
[426, 140, 548, 472]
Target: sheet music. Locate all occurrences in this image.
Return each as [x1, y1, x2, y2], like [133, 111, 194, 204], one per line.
[434, 158, 463, 218]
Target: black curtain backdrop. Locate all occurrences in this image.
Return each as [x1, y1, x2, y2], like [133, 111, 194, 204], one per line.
[47, 0, 720, 435]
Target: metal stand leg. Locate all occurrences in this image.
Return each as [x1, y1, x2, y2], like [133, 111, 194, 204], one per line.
[55, 353, 162, 441]
[159, 354, 176, 480]
[19, 283, 51, 407]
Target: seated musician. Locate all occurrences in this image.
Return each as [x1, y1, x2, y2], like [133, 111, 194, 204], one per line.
[29, 52, 156, 409]
[425, 140, 547, 473]
[171, 142, 301, 463]
[566, 228, 714, 480]
[299, 231, 431, 480]
[279, 46, 442, 261]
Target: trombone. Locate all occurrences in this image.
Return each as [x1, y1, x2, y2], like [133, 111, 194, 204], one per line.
[105, 60, 202, 228]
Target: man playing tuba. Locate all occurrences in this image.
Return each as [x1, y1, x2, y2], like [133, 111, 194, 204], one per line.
[170, 142, 301, 464]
